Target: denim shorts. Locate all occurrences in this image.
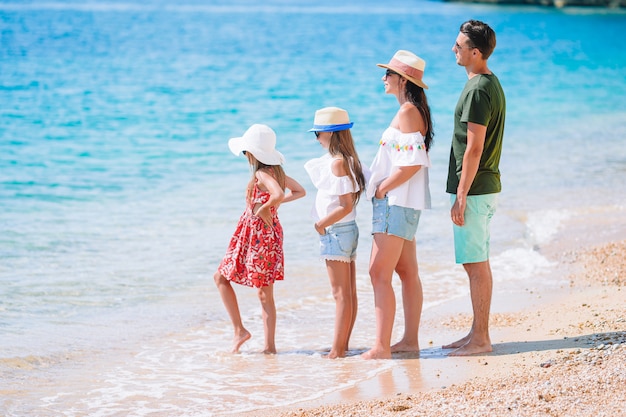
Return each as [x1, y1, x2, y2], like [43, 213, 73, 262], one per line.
[371, 196, 421, 241]
[451, 193, 498, 264]
[319, 220, 359, 263]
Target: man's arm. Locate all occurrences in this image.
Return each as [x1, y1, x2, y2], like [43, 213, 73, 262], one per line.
[451, 122, 486, 226]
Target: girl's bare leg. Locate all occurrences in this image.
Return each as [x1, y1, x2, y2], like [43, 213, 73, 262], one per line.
[326, 260, 355, 359]
[214, 271, 251, 353]
[347, 260, 358, 352]
[258, 283, 276, 354]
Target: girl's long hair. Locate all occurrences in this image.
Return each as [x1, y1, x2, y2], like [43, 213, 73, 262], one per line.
[246, 153, 286, 201]
[404, 80, 434, 151]
[328, 130, 366, 204]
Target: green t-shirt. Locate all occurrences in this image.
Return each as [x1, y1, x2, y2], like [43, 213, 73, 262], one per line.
[446, 73, 506, 195]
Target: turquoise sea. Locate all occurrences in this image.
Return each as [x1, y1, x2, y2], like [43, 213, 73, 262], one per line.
[1, 1, 625, 415]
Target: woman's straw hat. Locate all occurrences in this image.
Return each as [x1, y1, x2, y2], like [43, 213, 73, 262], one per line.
[308, 107, 354, 132]
[228, 124, 285, 165]
[377, 50, 429, 89]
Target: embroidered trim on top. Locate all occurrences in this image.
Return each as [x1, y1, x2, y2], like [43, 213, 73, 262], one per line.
[379, 139, 424, 151]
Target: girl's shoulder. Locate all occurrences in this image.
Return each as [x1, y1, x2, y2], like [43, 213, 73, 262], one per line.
[256, 165, 277, 176]
[255, 167, 276, 185]
[305, 154, 346, 176]
[330, 156, 347, 177]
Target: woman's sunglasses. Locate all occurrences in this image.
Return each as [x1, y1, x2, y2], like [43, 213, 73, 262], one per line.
[385, 69, 399, 78]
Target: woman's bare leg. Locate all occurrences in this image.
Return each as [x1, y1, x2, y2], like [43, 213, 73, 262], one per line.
[362, 233, 404, 360]
[391, 238, 422, 354]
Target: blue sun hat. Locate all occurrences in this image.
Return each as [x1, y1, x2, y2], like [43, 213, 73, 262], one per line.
[308, 107, 354, 132]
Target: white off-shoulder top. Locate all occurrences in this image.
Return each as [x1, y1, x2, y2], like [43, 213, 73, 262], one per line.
[304, 153, 361, 224]
[366, 127, 431, 210]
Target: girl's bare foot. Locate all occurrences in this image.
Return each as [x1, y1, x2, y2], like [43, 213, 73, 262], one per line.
[232, 330, 251, 353]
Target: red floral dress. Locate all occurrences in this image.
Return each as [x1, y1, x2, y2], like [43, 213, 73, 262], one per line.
[217, 181, 284, 288]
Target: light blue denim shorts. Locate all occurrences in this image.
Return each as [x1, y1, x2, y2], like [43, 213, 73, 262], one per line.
[319, 220, 359, 263]
[451, 193, 498, 264]
[371, 196, 421, 241]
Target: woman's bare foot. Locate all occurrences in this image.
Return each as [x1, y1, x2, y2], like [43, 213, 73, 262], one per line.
[324, 349, 345, 359]
[262, 348, 276, 355]
[231, 330, 251, 353]
[361, 347, 391, 360]
[391, 340, 420, 353]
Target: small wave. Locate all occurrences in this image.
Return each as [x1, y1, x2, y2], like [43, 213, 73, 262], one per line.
[491, 247, 556, 284]
[0, 355, 48, 370]
[526, 209, 572, 246]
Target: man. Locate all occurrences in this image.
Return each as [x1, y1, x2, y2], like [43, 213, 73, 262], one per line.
[444, 20, 506, 356]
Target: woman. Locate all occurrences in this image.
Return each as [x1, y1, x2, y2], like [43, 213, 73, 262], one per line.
[362, 50, 434, 360]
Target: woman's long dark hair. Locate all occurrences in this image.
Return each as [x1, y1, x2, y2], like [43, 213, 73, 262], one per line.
[405, 81, 434, 152]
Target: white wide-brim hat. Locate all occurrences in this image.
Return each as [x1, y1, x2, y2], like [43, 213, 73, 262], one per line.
[377, 50, 429, 89]
[228, 124, 285, 165]
[308, 106, 354, 132]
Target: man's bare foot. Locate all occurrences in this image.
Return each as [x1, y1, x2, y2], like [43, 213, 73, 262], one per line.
[361, 347, 391, 360]
[231, 330, 251, 353]
[447, 341, 492, 356]
[391, 340, 420, 353]
[442, 333, 471, 349]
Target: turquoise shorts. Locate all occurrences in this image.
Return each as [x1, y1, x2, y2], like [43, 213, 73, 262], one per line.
[319, 220, 359, 262]
[372, 196, 421, 241]
[451, 193, 498, 264]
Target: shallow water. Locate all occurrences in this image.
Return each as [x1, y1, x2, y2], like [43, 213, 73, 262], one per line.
[1, 1, 625, 415]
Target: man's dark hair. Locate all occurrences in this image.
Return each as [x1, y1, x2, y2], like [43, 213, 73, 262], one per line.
[460, 20, 496, 59]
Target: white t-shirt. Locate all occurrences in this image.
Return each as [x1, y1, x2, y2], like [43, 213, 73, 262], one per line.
[366, 127, 431, 210]
[304, 153, 361, 224]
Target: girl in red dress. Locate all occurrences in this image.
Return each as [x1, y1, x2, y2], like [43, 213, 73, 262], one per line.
[214, 124, 305, 354]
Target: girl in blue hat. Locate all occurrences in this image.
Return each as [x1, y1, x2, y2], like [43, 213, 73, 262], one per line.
[304, 107, 367, 359]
